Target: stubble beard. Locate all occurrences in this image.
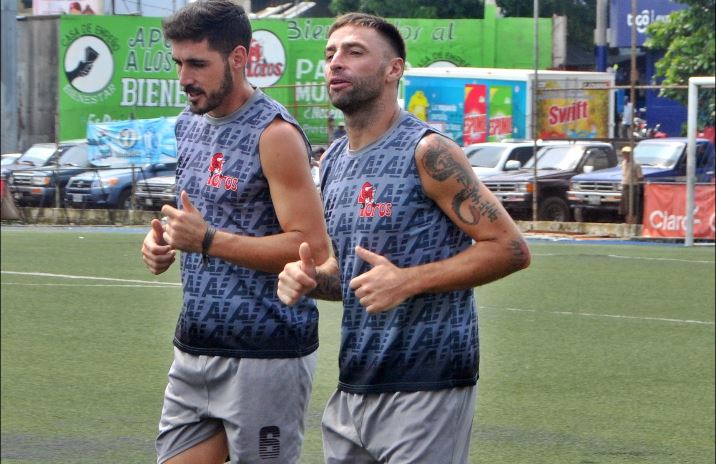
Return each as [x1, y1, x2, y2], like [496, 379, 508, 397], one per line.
[187, 62, 234, 115]
[328, 71, 384, 117]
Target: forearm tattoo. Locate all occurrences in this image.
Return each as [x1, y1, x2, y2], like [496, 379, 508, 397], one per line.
[311, 269, 343, 301]
[422, 138, 500, 224]
[509, 239, 530, 270]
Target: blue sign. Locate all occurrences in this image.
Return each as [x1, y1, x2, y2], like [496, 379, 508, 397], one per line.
[87, 117, 177, 165]
[609, 0, 686, 48]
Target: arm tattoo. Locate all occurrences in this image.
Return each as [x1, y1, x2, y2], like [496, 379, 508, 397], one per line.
[310, 269, 343, 301]
[509, 239, 530, 270]
[422, 138, 501, 224]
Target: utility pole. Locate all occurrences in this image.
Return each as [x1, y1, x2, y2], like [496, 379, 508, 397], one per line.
[1, 0, 18, 153]
[628, 0, 637, 224]
[595, 0, 608, 72]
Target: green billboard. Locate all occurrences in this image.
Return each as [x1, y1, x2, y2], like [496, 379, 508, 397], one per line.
[59, 15, 182, 140]
[58, 13, 551, 143]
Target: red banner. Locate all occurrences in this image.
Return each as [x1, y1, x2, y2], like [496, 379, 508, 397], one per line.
[642, 183, 716, 239]
[463, 84, 487, 144]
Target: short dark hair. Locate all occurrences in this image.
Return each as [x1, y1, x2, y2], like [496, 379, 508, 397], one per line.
[162, 0, 251, 56]
[328, 13, 406, 61]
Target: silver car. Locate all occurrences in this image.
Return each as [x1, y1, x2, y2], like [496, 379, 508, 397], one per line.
[134, 175, 176, 211]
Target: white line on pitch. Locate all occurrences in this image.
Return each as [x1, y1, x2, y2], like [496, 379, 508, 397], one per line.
[1, 271, 180, 286]
[530, 253, 714, 264]
[607, 254, 714, 263]
[485, 306, 714, 326]
[1, 283, 178, 288]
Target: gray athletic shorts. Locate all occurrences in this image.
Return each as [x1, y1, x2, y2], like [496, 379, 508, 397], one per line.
[321, 385, 477, 464]
[156, 347, 317, 464]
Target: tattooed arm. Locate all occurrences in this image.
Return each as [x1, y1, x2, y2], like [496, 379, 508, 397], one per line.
[278, 243, 342, 305]
[312, 258, 343, 300]
[347, 133, 530, 314]
[411, 133, 530, 289]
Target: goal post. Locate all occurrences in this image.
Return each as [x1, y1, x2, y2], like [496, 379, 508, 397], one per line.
[685, 76, 716, 246]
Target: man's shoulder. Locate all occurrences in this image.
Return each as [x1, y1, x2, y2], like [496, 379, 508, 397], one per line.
[177, 106, 196, 121]
[255, 90, 291, 113]
[255, 91, 303, 128]
[415, 130, 460, 155]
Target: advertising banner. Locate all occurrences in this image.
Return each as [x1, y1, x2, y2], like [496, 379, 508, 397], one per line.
[34, 0, 102, 15]
[405, 74, 529, 145]
[265, 18, 483, 143]
[58, 16, 495, 143]
[463, 84, 487, 144]
[86, 117, 177, 165]
[642, 183, 715, 239]
[608, 0, 686, 48]
[404, 77, 468, 145]
[488, 85, 513, 141]
[537, 79, 610, 139]
[59, 15, 184, 141]
[273, 18, 333, 144]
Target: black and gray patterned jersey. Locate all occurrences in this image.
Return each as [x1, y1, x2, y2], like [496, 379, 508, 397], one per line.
[172, 89, 318, 358]
[320, 111, 479, 394]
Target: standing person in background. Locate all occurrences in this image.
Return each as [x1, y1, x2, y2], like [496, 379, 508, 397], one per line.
[278, 13, 531, 464]
[311, 147, 326, 186]
[311, 146, 326, 167]
[621, 96, 633, 139]
[141, 1, 329, 463]
[619, 145, 643, 224]
[330, 123, 346, 142]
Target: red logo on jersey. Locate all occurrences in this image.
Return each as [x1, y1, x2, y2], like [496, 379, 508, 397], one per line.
[209, 152, 224, 176]
[357, 182, 392, 218]
[358, 182, 375, 207]
[206, 152, 238, 191]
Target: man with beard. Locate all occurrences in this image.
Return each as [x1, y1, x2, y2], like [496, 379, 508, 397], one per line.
[141, 1, 329, 463]
[277, 13, 531, 463]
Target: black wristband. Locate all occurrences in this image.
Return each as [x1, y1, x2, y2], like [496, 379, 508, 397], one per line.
[202, 224, 216, 266]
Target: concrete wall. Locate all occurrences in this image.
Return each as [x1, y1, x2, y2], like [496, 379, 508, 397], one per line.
[1, 0, 18, 154]
[15, 15, 60, 152]
[9, 207, 162, 226]
[4, 207, 643, 239]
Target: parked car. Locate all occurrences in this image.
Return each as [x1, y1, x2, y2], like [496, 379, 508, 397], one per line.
[464, 140, 569, 179]
[1, 140, 85, 180]
[482, 141, 618, 221]
[1, 153, 22, 166]
[568, 138, 716, 221]
[7, 142, 93, 207]
[134, 175, 177, 210]
[64, 155, 177, 210]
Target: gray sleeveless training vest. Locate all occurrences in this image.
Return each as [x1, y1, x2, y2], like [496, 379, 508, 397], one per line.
[320, 111, 479, 394]
[172, 89, 318, 358]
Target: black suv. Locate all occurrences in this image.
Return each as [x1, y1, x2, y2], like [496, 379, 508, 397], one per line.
[482, 141, 617, 221]
[8, 142, 93, 207]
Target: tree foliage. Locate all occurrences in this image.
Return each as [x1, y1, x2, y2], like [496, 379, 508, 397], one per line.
[646, 0, 715, 126]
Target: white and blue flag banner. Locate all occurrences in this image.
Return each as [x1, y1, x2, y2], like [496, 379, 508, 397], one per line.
[87, 117, 176, 165]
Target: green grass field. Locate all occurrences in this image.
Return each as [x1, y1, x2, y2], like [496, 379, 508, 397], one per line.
[1, 227, 714, 463]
